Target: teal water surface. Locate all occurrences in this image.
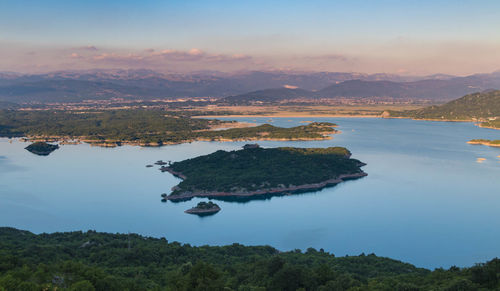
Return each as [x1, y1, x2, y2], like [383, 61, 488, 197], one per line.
[1, 117, 499, 269]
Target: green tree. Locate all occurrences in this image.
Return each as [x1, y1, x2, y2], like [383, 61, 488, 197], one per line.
[70, 280, 96, 291]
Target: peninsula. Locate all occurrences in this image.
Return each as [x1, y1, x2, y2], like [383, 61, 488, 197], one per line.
[468, 139, 500, 147]
[162, 146, 367, 201]
[24, 141, 59, 156]
[185, 201, 221, 215]
[0, 109, 338, 147]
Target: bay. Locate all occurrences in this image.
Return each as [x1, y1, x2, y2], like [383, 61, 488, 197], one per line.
[1, 117, 499, 269]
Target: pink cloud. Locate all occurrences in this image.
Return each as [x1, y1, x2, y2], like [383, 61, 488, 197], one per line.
[85, 48, 253, 67]
[93, 53, 144, 62]
[304, 54, 350, 62]
[78, 45, 98, 51]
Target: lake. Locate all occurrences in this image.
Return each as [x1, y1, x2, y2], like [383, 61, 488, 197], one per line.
[1, 117, 499, 269]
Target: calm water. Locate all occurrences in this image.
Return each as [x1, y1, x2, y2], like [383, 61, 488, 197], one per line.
[1, 118, 500, 269]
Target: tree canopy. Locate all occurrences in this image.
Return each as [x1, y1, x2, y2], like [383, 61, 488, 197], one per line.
[1, 227, 499, 290]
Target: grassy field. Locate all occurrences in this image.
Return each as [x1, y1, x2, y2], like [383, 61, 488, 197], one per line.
[190, 104, 426, 118]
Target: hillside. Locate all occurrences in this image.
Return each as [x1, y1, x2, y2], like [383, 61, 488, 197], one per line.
[316, 79, 479, 100]
[220, 76, 500, 104]
[386, 90, 500, 121]
[1, 227, 500, 290]
[0, 79, 166, 103]
[222, 87, 314, 104]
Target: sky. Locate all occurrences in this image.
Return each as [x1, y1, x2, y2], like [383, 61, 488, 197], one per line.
[1, 0, 500, 75]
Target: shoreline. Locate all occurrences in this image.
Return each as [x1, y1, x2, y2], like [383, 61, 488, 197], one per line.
[165, 171, 368, 201]
[195, 114, 381, 118]
[467, 140, 500, 147]
[11, 120, 338, 148]
[17, 133, 336, 148]
[383, 116, 500, 130]
[382, 116, 473, 122]
[478, 124, 500, 130]
[202, 114, 500, 130]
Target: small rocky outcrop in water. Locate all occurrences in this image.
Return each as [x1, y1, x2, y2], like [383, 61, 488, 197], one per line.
[243, 143, 260, 149]
[25, 142, 59, 156]
[185, 201, 221, 216]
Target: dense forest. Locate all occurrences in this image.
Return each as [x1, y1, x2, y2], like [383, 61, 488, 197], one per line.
[1, 227, 499, 290]
[0, 110, 337, 145]
[0, 110, 212, 143]
[386, 90, 500, 121]
[166, 147, 365, 198]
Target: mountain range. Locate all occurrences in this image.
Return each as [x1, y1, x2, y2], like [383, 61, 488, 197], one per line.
[1, 69, 500, 103]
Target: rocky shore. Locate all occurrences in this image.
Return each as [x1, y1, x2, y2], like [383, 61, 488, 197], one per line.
[165, 171, 367, 201]
[160, 166, 187, 179]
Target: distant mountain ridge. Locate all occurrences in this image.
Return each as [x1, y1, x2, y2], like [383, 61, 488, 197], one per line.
[223, 77, 500, 104]
[1, 69, 500, 103]
[317, 79, 484, 100]
[222, 88, 314, 103]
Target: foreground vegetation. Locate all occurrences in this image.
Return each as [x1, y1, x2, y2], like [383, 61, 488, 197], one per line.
[386, 90, 500, 122]
[0, 109, 337, 146]
[165, 147, 365, 200]
[1, 227, 499, 290]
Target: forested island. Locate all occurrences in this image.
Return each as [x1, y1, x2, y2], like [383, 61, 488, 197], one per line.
[0, 109, 338, 146]
[24, 141, 59, 156]
[1, 227, 499, 290]
[384, 90, 500, 129]
[184, 201, 221, 215]
[162, 146, 366, 201]
[468, 139, 500, 147]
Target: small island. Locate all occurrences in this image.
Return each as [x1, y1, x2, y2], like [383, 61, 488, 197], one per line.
[161, 146, 367, 201]
[185, 201, 221, 216]
[468, 139, 500, 147]
[24, 142, 59, 156]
